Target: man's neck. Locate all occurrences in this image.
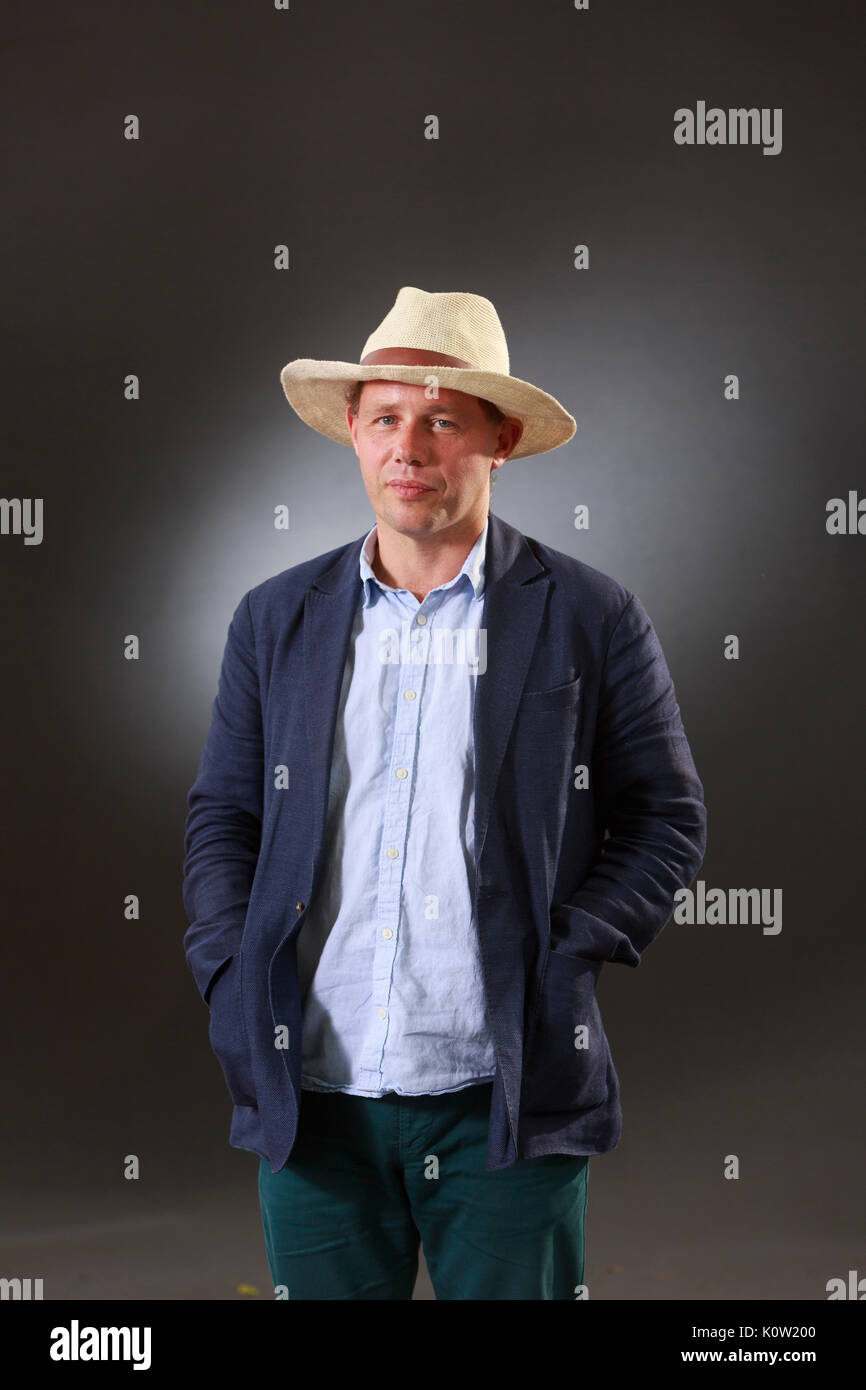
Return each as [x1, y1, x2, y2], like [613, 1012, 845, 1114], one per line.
[371, 515, 486, 604]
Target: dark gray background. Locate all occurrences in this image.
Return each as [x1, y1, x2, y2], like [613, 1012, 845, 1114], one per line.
[2, 0, 863, 1299]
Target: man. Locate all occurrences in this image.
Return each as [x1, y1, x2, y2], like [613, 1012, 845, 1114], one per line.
[182, 286, 707, 1300]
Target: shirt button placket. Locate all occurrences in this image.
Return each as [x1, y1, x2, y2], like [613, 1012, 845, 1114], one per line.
[374, 599, 432, 1081]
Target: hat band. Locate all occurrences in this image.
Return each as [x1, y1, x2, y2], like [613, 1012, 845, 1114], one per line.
[360, 346, 475, 369]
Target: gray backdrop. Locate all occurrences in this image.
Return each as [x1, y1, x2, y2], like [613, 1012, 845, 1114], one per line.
[2, 0, 863, 1299]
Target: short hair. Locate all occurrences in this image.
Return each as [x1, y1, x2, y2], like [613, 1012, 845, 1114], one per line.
[344, 379, 506, 430]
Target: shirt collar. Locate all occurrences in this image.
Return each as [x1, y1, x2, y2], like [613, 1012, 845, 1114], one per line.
[359, 515, 488, 607]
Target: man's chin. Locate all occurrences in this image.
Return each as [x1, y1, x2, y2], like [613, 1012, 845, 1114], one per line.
[381, 495, 441, 528]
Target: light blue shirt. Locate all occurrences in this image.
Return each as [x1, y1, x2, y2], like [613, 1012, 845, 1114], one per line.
[297, 515, 498, 1096]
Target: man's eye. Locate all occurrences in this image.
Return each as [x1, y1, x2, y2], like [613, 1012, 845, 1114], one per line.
[372, 416, 455, 428]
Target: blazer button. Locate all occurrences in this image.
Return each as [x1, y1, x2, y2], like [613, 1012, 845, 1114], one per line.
[295, 901, 305, 913]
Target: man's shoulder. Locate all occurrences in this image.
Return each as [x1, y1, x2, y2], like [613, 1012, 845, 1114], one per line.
[241, 533, 363, 619]
[504, 516, 633, 615]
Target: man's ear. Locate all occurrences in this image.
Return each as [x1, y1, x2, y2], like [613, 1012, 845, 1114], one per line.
[504, 416, 524, 457]
[492, 416, 522, 462]
[346, 403, 359, 455]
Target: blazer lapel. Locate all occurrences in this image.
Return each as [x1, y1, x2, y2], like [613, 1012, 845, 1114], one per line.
[473, 512, 550, 867]
[303, 534, 369, 894]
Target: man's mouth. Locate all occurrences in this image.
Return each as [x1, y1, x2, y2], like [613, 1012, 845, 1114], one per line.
[389, 481, 432, 498]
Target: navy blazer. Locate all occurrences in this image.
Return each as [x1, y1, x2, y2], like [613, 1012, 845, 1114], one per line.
[182, 511, 707, 1173]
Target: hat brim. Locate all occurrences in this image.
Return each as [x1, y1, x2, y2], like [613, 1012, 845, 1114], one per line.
[279, 360, 576, 460]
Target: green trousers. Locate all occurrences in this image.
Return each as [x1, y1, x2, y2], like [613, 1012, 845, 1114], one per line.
[258, 1080, 589, 1300]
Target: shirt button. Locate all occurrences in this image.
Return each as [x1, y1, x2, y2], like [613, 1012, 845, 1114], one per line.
[416, 614, 427, 625]
[295, 901, 305, 913]
[386, 847, 399, 859]
[404, 689, 416, 700]
[395, 768, 408, 779]
[382, 928, 393, 939]
[377, 1007, 387, 1020]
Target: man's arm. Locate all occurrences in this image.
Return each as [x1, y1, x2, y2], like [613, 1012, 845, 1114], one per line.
[552, 591, 707, 966]
[182, 591, 263, 1003]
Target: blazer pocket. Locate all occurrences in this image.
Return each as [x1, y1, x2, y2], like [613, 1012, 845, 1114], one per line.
[522, 947, 608, 1117]
[207, 952, 257, 1108]
[518, 675, 582, 713]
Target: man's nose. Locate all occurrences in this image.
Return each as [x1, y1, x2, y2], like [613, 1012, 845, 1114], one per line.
[391, 420, 428, 463]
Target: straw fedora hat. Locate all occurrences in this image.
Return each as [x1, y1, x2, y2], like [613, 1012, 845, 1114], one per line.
[279, 286, 576, 460]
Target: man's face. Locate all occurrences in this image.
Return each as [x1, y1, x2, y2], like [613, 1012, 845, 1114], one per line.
[346, 379, 521, 541]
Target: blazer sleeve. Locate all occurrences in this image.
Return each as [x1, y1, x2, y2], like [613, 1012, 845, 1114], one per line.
[182, 591, 264, 1004]
[551, 591, 707, 966]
